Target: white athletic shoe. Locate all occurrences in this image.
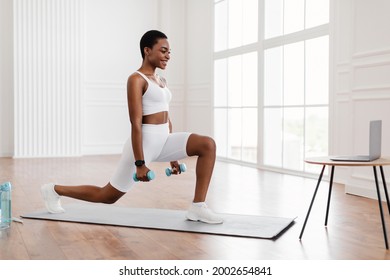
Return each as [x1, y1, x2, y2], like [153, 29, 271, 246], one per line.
[186, 203, 223, 224]
[41, 183, 65, 213]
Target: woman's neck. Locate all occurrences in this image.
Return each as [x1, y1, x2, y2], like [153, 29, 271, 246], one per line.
[138, 64, 156, 75]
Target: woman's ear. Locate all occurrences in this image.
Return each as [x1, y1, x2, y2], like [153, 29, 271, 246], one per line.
[143, 47, 151, 57]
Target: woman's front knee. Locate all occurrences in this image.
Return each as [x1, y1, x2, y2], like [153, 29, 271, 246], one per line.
[197, 136, 216, 157]
[203, 136, 216, 154]
[187, 134, 217, 156]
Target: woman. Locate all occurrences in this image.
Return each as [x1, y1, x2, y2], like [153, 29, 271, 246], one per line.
[41, 30, 222, 224]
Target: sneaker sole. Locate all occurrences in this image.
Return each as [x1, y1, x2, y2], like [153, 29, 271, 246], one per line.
[41, 186, 65, 214]
[186, 213, 223, 224]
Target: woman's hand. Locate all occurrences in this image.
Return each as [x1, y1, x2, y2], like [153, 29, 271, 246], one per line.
[169, 161, 181, 175]
[136, 165, 152, 181]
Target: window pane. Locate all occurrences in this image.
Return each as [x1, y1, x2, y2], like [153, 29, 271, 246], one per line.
[242, 108, 257, 163]
[264, 47, 283, 106]
[283, 108, 304, 170]
[264, 0, 283, 39]
[214, 0, 228, 51]
[242, 52, 258, 106]
[228, 55, 242, 107]
[242, 0, 258, 45]
[284, 0, 304, 35]
[228, 108, 242, 160]
[264, 108, 282, 167]
[214, 59, 228, 107]
[305, 0, 329, 28]
[305, 107, 328, 172]
[305, 107, 328, 157]
[284, 41, 304, 105]
[214, 109, 228, 158]
[228, 0, 243, 49]
[305, 36, 329, 105]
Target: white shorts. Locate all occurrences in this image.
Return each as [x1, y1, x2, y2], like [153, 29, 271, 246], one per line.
[110, 123, 191, 192]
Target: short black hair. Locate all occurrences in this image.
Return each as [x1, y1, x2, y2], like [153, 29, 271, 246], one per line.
[140, 30, 168, 60]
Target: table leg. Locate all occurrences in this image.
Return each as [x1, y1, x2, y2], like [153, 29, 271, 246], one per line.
[299, 165, 326, 240]
[373, 166, 389, 249]
[324, 165, 335, 226]
[379, 166, 390, 215]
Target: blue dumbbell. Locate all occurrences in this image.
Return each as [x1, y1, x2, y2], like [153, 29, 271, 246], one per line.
[133, 170, 155, 182]
[165, 163, 187, 176]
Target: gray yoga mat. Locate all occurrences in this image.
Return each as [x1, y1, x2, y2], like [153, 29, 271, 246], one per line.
[22, 203, 296, 239]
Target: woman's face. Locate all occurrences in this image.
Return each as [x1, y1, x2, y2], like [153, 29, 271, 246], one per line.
[145, 38, 171, 70]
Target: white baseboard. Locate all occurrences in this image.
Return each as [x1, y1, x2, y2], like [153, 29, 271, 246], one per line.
[82, 144, 123, 156]
[345, 183, 387, 201]
[0, 152, 13, 157]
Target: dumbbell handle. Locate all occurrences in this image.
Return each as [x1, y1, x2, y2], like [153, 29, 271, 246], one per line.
[133, 170, 155, 182]
[165, 163, 187, 176]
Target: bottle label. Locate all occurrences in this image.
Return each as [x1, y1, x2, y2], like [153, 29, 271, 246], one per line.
[0, 182, 12, 227]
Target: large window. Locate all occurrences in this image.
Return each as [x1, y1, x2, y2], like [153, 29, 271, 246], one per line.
[214, 0, 329, 173]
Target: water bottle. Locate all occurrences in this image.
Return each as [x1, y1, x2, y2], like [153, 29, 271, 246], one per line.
[0, 182, 12, 229]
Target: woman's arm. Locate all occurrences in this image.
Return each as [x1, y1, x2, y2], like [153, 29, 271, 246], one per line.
[127, 74, 150, 180]
[168, 117, 173, 133]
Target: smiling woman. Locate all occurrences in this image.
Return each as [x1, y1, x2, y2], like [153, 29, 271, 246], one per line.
[40, 30, 224, 225]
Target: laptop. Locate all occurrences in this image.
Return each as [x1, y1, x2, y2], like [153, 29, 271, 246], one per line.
[330, 120, 382, 162]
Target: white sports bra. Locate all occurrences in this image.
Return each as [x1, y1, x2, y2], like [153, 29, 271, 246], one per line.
[136, 71, 172, 116]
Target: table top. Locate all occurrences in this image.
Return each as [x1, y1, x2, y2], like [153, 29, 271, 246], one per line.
[305, 156, 390, 166]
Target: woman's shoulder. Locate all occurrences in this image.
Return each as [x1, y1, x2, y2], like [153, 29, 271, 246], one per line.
[128, 71, 147, 85]
[129, 71, 142, 79]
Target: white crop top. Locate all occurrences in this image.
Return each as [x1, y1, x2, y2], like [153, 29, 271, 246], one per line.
[136, 71, 172, 116]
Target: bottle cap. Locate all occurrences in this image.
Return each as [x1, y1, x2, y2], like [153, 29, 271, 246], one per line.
[0, 182, 11, 191]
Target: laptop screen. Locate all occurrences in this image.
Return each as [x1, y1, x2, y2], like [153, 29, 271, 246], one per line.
[369, 120, 382, 160]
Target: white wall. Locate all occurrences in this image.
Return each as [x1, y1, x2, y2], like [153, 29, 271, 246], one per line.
[0, 0, 14, 157]
[185, 0, 214, 136]
[9, 0, 169, 157]
[156, 0, 214, 136]
[82, 0, 160, 155]
[5, 0, 211, 158]
[331, 0, 390, 198]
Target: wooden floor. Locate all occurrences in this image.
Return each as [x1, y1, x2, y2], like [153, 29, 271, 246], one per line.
[1, 155, 390, 260]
